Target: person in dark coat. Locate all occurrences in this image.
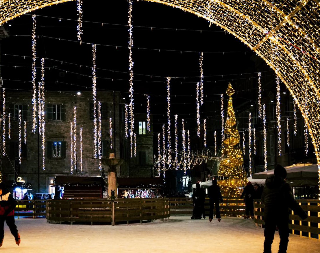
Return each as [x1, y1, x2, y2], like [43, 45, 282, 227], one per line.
[241, 181, 254, 219]
[191, 182, 205, 219]
[0, 183, 20, 247]
[261, 164, 307, 253]
[208, 179, 223, 222]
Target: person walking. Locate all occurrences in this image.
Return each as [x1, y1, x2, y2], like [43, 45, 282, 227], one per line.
[241, 181, 254, 219]
[191, 182, 205, 219]
[261, 164, 307, 253]
[0, 183, 20, 247]
[208, 179, 223, 222]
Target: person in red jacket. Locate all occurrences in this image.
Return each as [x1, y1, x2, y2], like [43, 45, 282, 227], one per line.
[0, 183, 20, 247]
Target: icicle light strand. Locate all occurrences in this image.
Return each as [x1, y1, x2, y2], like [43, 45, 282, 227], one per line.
[221, 94, 224, 142]
[80, 127, 83, 173]
[40, 58, 45, 170]
[167, 77, 171, 169]
[2, 88, 5, 155]
[76, 0, 83, 43]
[125, 104, 129, 138]
[242, 131, 245, 155]
[182, 119, 186, 171]
[73, 106, 77, 173]
[276, 76, 281, 156]
[203, 119, 207, 148]
[146, 95, 150, 132]
[31, 15, 37, 133]
[253, 127, 256, 155]
[287, 118, 290, 147]
[174, 115, 178, 164]
[187, 130, 191, 170]
[214, 130, 217, 156]
[162, 124, 166, 170]
[92, 44, 98, 158]
[293, 100, 297, 136]
[109, 117, 113, 150]
[134, 133, 137, 157]
[18, 110, 22, 164]
[248, 112, 252, 177]
[157, 132, 161, 173]
[98, 102, 102, 170]
[70, 122, 74, 174]
[199, 52, 204, 106]
[257, 72, 262, 119]
[263, 104, 267, 171]
[23, 121, 27, 144]
[196, 82, 200, 137]
[8, 113, 10, 140]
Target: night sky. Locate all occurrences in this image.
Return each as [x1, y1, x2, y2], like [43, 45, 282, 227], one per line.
[1, 0, 276, 134]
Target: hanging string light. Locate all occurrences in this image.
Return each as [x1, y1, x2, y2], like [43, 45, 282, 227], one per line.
[98, 102, 102, 171]
[199, 52, 204, 106]
[242, 131, 245, 155]
[18, 110, 22, 164]
[196, 82, 201, 137]
[92, 44, 98, 158]
[70, 122, 74, 174]
[80, 127, 83, 173]
[128, 0, 135, 158]
[125, 104, 129, 138]
[40, 58, 45, 171]
[2, 88, 5, 156]
[286, 118, 290, 147]
[157, 132, 161, 172]
[214, 130, 217, 156]
[31, 15, 37, 133]
[182, 119, 186, 171]
[73, 106, 77, 173]
[76, 0, 83, 43]
[8, 113, 10, 140]
[187, 129, 191, 170]
[263, 104, 267, 171]
[203, 119, 207, 148]
[257, 72, 262, 119]
[134, 133, 137, 157]
[23, 121, 27, 144]
[293, 100, 297, 136]
[146, 95, 150, 132]
[162, 124, 166, 169]
[109, 117, 113, 150]
[174, 115, 178, 164]
[253, 127, 256, 155]
[166, 77, 172, 169]
[276, 76, 281, 156]
[248, 112, 252, 177]
[304, 122, 308, 156]
[221, 94, 224, 142]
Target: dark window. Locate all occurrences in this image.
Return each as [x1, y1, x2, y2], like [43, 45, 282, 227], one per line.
[47, 104, 66, 121]
[47, 141, 66, 159]
[102, 140, 110, 158]
[9, 142, 27, 160]
[12, 105, 28, 121]
[138, 151, 147, 165]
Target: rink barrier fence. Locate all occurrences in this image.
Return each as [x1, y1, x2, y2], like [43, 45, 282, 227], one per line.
[15, 200, 47, 218]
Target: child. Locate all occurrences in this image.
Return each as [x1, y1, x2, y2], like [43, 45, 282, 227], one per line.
[0, 183, 20, 247]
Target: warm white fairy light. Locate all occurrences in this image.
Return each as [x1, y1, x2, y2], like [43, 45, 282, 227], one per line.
[257, 72, 262, 119]
[134, 133, 137, 157]
[23, 121, 27, 144]
[242, 131, 245, 155]
[182, 119, 186, 171]
[196, 82, 201, 137]
[253, 127, 256, 155]
[293, 100, 297, 136]
[109, 117, 113, 150]
[70, 122, 74, 174]
[263, 104, 267, 171]
[248, 112, 252, 177]
[98, 102, 102, 171]
[174, 115, 178, 163]
[76, 0, 83, 43]
[18, 110, 21, 164]
[203, 119, 207, 148]
[187, 129, 191, 170]
[8, 113, 10, 139]
[2, 88, 5, 155]
[80, 127, 83, 173]
[304, 121, 308, 156]
[40, 58, 46, 171]
[125, 104, 129, 138]
[167, 77, 172, 169]
[276, 76, 281, 156]
[92, 44, 98, 158]
[221, 94, 224, 142]
[199, 52, 204, 106]
[214, 130, 217, 156]
[128, 0, 135, 158]
[162, 124, 166, 169]
[73, 106, 77, 173]
[146, 95, 150, 132]
[286, 118, 290, 147]
[31, 15, 37, 134]
[157, 132, 161, 172]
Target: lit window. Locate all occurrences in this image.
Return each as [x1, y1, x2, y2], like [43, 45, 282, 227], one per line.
[139, 121, 146, 135]
[52, 141, 62, 158]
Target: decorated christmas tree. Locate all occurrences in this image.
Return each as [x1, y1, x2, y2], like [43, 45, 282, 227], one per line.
[218, 83, 247, 198]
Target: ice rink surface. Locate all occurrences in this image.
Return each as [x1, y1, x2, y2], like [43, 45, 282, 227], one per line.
[1, 216, 320, 253]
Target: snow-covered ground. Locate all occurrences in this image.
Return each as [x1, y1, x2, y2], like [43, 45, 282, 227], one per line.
[1, 216, 319, 252]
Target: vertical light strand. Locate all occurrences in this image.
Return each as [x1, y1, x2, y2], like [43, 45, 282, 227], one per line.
[248, 113, 252, 176]
[174, 115, 178, 164]
[40, 58, 45, 171]
[18, 110, 22, 165]
[73, 106, 77, 173]
[2, 88, 5, 155]
[257, 72, 262, 119]
[166, 77, 172, 169]
[263, 104, 267, 171]
[293, 100, 297, 136]
[109, 117, 113, 150]
[221, 94, 224, 142]
[203, 119, 207, 148]
[76, 0, 83, 43]
[98, 102, 102, 170]
[214, 130, 217, 156]
[187, 130, 191, 170]
[146, 95, 150, 132]
[162, 124, 166, 169]
[80, 127, 83, 173]
[196, 82, 201, 137]
[92, 44, 98, 158]
[134, 133, 137, 157]
[157, 132, 161, 173]
[70, 122, 74, 174]
[276, 76, 281, 156]
[181, 119, 186, 171]
[23, 121, 27, 144]
[242, 131, 245, 155]
[287, 118, 290, 147]
[31, 15, 37, 133]
[253, 127, 256, 155]
[8, 113, 10, 140]
[199, 52, 204, 106]
[125, 104, 129, 138]
[304, 91, 308, 156]
[128, 0, 135, 158]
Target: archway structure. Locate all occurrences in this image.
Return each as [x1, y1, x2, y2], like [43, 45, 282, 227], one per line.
[0, 1, 319, 166]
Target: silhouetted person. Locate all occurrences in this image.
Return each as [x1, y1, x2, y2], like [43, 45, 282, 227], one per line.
[191, 182, 205, 219]
[241, 181, 254, 219]
[208, 179, 223, 222]
[262, 164, 307, 253]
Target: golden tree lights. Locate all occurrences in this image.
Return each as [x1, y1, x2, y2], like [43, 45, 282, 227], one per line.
[2, 88, 5, 155]
[286, 118, 290, 147]
[199, 52, 204, 106]
[203, 119, 207, 148]
[257, 72, 262, 119]
[109, 117, 113, 150]
[18, 110, 22, 164]
[218, 83, 246, 198]
[196, 82, 201, 137]
[248, 112, 252, 177]
[221, 94, 224, 142]
[31, 14, 37, 133]
[76, 0, 83, 43]
[146, 95, 150, 132]
[276, 76, 282, 156]
[167, 77, 172, 168]
[242, 131, 245, 156]
[263, 104, 267, 171]
[92, 44, 98, 158]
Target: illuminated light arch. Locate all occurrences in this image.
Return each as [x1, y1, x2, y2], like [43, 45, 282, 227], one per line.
[0, 0, 320, 173]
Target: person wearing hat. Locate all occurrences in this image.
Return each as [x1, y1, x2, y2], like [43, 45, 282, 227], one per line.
[261, 164, 307, 253]
[0, 183, 20, 247]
